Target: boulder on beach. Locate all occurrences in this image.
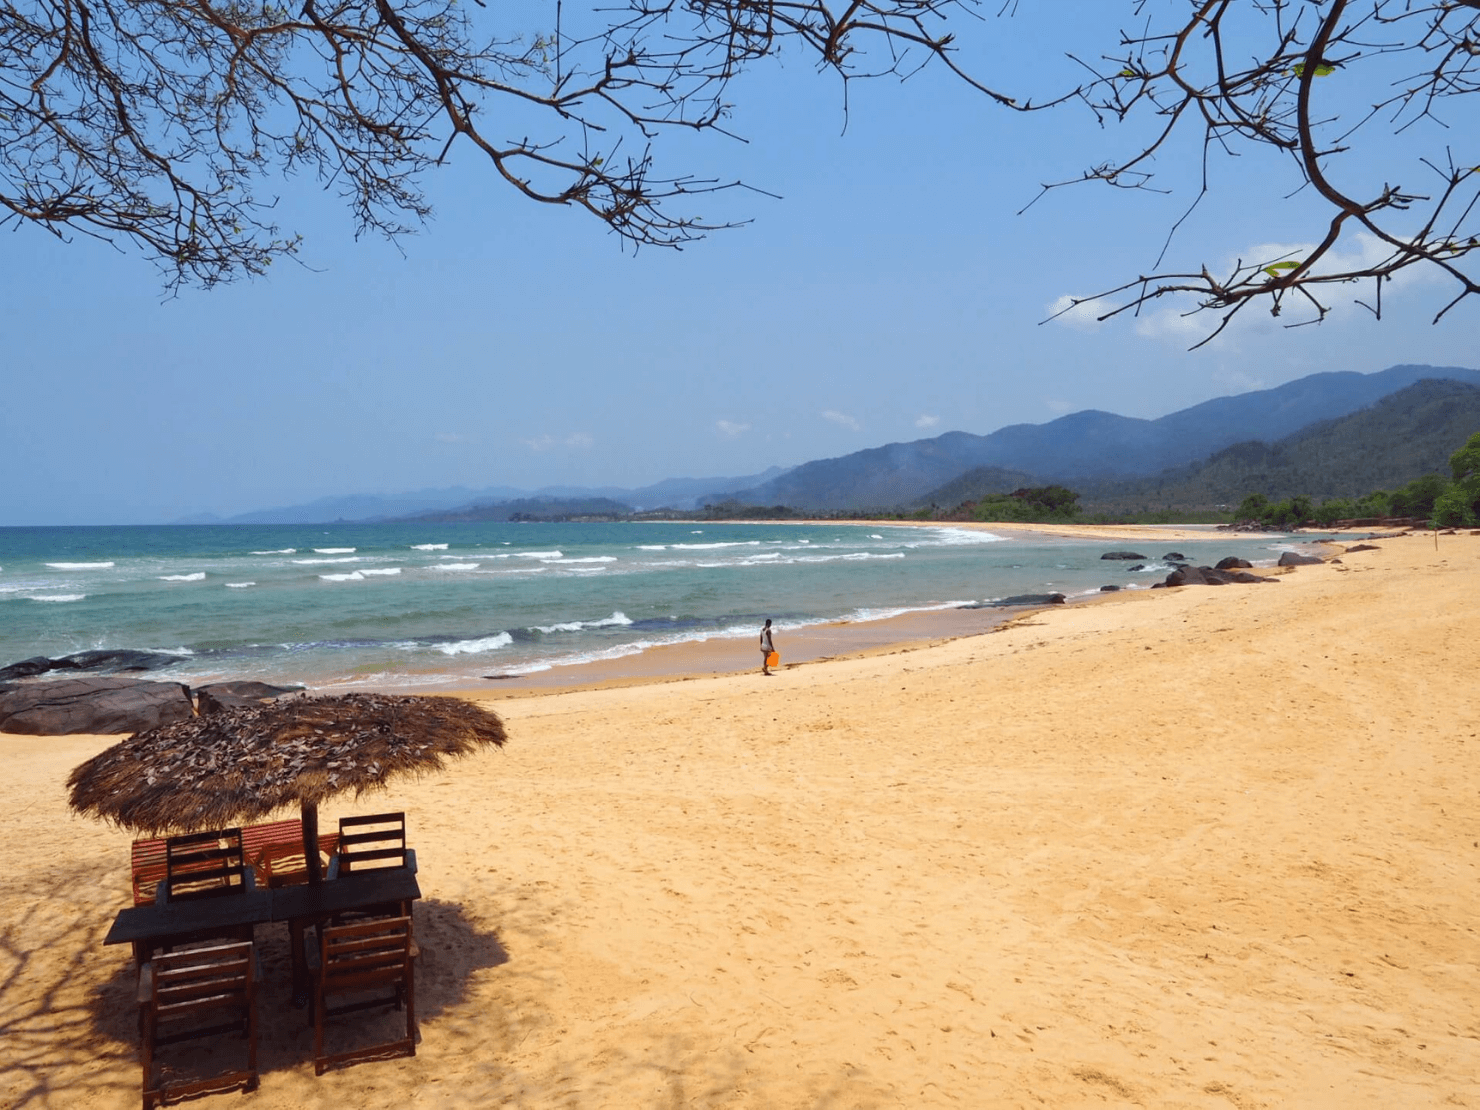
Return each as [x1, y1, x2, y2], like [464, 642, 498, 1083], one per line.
[1164, 565, 1278, 588]
[1101, 551, 1148, 561]
[1100, 585, 1122, 592]
[1162, 552, 1186, 562]
[1215, 557, 1254, 570]
[1344, 544, 1381, 553]
[0, 677, 195, 735]
[195, 681, 302, 714]
[1277, 551, 1325, 566]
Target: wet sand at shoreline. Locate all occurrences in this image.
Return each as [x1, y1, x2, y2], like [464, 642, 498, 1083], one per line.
[4, 528, 1477, 1108]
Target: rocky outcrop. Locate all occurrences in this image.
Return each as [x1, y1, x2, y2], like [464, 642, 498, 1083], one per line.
[1343, 543, 1381, 553]
[1162, 552, 1186, 562]
[1277, 551, 1325, 566]
[0, 650, 186, 682]
[1101, 551, 1148, 560]
[0, 677, 195, 735]
[1215, 556, 1253, 570]
[1164, 565, 1278, 587]
[195, 682, 302, 714]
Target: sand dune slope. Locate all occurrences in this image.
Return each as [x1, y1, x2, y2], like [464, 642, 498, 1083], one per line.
[2, 537, 1478, 1108]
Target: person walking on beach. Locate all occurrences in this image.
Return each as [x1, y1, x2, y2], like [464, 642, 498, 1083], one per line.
[760, 619, 776, 676]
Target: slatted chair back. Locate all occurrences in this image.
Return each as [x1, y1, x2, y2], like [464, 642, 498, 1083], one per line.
[165, 829, 249, 901]
[335, 812, 410, 875]
[312, 915, 417, 1074]
[140, 941, 258, 1108]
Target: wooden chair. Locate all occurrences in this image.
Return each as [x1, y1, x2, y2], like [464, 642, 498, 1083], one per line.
[242, 819, 341, 889]
[130, 837, 168, 905]
[327, 812, 417, 921]
[329, 812, 417, 877]
[309, 916, 417, 1075]
[139, 941, 258, 1109]
[164, 829, 251, 902]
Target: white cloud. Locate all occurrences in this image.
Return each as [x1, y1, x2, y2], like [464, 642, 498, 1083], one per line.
[1046, 294, 1115, 331]
[716, 420, 751, 439]
[914, 414, 940, 429]
[822, 409, 861, 431]
[1043, 399, 1074, 415]
[522, 432, 594, 452]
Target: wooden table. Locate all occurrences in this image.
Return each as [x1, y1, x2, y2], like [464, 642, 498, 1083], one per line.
[105, 870, 421, 1002]
[104, 888, 274, 965]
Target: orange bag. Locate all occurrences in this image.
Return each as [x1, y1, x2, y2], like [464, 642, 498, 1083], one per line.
[766, 651, 780, 667]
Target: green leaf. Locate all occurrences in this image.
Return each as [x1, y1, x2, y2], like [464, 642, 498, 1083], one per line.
[1263, 260, 1300, 277]
[1291, 62, 1336, 78]
[1118, 69, 1136, 78]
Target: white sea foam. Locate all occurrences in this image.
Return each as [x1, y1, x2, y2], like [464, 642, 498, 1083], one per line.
[33, 594, 85, 602]
[315, 547, 356, 554]
[293, 557, 360, 565]
[410, 543, 448, 551]
[361, 567, 402, 576]
[513, 550, 563, 560]
[916, 528, 1006, 546]
[431, 562, 478, 571]
[252, 548, 296, 555]
[870, 534, 884, 539]
[159, 572, 207, 582]
[45, 561, 114, 569]
[320, 571, 365, 582]
[560, 556, 617, 564]
[434, 632, 513, 655]
[671, 541, 761, 550]
[226, 582, 256, 588]
[637, 545, 667, 551]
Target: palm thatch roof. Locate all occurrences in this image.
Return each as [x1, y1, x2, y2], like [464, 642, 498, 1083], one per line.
[67, 693, 507, 835]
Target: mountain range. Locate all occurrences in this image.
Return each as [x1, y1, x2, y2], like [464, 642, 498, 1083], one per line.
[724, 363, 1480, 511]
[185, 363, 1480, 523]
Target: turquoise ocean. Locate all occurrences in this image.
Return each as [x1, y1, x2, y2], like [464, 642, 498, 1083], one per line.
[0, 522, 1300, 691]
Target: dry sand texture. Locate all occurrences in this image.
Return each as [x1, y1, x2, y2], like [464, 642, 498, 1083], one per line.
[3, 534, 1478, 1108]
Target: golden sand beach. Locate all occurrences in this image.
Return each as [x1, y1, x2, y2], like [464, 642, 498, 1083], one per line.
[3, 529, 1478, 1108]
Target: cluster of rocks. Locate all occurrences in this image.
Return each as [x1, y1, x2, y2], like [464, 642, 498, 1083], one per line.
[0, 676, 301, 736]
[1097, 547, 1331, 592]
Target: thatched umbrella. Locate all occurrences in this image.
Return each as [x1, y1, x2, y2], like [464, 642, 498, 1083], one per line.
[68, 692, 507, 883]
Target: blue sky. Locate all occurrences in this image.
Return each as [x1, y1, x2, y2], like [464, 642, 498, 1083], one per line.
[2, 2, 1475, 525]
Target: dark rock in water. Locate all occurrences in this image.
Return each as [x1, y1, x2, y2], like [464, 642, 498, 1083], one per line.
[1162, 552, 1186, 562]
[1277, 551, 1324, 566]
[1344, 543, 1381, 553]
[0, 656, 57, 681]
[61, 649, 186, 673]
[196, 681, 302, 714]
[1215, 556, 1253, 570]
[961, 593, 1067, 608]
[1101, 551, 1148, 560]
[0, 650, 186, 680]
[0, 677, 194, 735]
[1100, 585, 1122, 592]
[1127, 564, 1146, 572]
